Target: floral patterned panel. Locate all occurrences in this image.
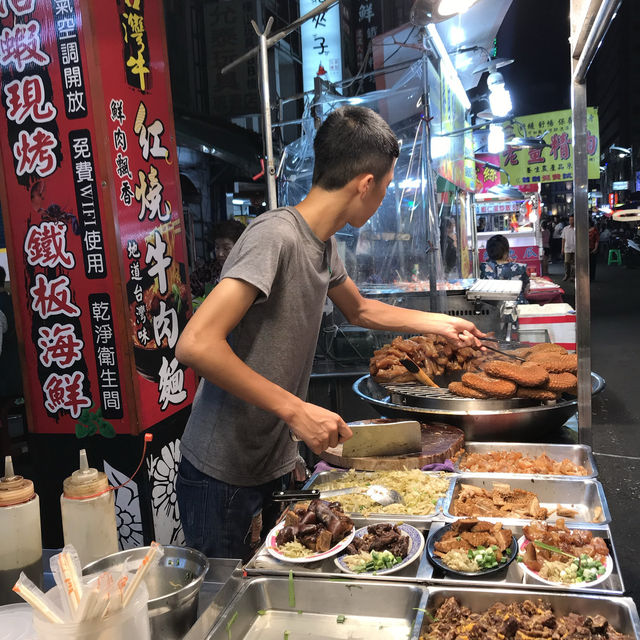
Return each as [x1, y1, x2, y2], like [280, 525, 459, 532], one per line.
[147, 438, 184, 546]
[104, 461, 144, 549]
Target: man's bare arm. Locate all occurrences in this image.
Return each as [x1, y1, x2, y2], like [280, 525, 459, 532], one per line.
[176, 278, 351, 453]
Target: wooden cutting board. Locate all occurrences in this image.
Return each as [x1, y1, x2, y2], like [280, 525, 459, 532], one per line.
[320, 422, 464, 471]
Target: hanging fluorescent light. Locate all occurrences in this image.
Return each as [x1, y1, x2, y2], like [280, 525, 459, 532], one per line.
[488, 123, 505, 154]
[487, 71, 512, 117]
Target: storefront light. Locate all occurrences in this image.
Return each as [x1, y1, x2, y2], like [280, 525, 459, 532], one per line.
[487, 71, 512, 117]
[488, 124, 505, 154]
[431, 135, 450, 159]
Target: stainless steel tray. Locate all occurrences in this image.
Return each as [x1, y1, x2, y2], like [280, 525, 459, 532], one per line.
[416, 587, 640, 639]
[455, 442, 598, 479]
[303, 470, 455, 526]
[202, 576, 428, 640]
[424, 522, 624, 595]
[442, 475, 611, 526]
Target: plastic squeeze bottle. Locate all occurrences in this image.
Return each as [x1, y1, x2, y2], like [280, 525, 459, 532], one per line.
[60, 449, 118, 567]
[0, 455, 43, 605]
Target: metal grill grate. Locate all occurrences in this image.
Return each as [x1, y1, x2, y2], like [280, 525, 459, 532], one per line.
[380, 382, 464, 401]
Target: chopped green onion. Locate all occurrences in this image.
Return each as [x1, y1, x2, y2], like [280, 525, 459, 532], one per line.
[226, 611, 238, 640]
[284, 631, 290, 640]
[532, 540, 577, 559]
[337, 615, 346, 623]
[288, 570, 295, 608]
[413, 608, 439, 622]
[257, 610, 266, 616]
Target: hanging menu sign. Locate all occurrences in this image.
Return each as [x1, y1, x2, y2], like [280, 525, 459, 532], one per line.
[0, 0, 195, 434]
[89, 0, 196, 429]
[0, 0, 129, 434]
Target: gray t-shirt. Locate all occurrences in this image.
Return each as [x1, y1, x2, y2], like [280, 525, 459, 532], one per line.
[180, 207, 348, 486]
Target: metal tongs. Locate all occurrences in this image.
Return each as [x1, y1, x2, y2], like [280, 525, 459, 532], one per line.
[480, 338, 526, 362]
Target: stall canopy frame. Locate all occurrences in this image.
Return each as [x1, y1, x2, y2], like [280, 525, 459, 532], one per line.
[570, 0, 622, 445]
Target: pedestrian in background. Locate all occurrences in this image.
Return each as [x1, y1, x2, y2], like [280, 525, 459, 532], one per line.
[589, 218, 599, 282]
[562, 215, 576, 281]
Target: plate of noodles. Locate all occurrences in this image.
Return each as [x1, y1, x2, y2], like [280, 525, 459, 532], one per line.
[266, 521, 355, 564]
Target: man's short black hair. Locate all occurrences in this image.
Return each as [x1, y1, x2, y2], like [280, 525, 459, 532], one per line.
[312, 106, 399, 190]
[212, 219, 246, 243]
[486, 234, 510, 261]
[0, 266, 5, 287]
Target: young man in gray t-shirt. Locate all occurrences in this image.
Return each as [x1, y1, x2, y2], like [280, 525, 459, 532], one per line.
[176, 106, 484, 559]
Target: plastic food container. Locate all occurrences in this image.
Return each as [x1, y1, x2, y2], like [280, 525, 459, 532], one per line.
[32, 581, 150, 640]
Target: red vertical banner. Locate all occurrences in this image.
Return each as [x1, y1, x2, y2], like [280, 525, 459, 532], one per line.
[83, 0, 197, 430]
[0, 0, 196, 435]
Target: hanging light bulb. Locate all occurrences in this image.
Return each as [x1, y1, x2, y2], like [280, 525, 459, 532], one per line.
[438, 0, 478, 17]
[487, 71, 513, 117]
[488, 123, 505, 154]
[410, 0, 478, 26]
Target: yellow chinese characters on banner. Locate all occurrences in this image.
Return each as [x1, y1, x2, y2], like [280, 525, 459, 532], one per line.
[500, 107, 600, 186]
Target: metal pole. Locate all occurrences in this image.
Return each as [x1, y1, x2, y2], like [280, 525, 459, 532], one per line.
[253, 18, 278, 210]
[570, 7, 592, 445]
[470, 193, 479, 278]
[573, 0, 622, 83]
[222, 0, 339, 76]
[419, 29, 444, 313]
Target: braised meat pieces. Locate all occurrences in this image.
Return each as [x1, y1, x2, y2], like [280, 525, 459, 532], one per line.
[453, 483, 548, 519]
[522, 518, 610, 572]
[276, 499, 353, 553]
[345, 523, 409, 558]
[421, 597, 630, 639]
[370, 335, 483, 383]
[458, 450, 589, 476]
[434, 519, 513, 558]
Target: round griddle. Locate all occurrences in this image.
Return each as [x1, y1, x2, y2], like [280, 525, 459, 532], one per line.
[353, 372, 605, 441]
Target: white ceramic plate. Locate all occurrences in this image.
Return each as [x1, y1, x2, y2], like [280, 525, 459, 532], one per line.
[517, 535, 613, 588]
[334, 523, 424, 575]
[266, 521, 355, 564]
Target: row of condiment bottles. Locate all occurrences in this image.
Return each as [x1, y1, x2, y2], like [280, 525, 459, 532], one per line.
[0, 450, 119, 605]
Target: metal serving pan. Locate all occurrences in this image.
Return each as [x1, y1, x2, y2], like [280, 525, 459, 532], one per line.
[442, 475, 611, 526]
[424, 522, 624, 595]
[417, 587, 640, 639]
[202, 576, 428, 640]
[303, 470, 455, 526]
[455, 442, 598, 479]
[353, 373, 606, 440]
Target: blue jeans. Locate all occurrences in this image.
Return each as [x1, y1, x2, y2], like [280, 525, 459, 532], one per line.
[176, 456, 291, 561]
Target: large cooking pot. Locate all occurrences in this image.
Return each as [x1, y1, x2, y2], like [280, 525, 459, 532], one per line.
[83, 545, 208, 640]
[353, 372, 605, 441]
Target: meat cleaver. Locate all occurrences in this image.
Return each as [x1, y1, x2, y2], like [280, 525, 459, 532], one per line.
[341, 419, 422, 458]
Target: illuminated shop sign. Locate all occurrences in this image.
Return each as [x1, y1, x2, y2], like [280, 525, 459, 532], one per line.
[300, 0, 343, 93]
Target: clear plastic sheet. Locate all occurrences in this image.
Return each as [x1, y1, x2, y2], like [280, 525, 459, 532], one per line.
[278, 61, 452, 313]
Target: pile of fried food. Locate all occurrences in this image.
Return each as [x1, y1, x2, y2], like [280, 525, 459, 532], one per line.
[522, 518, 610, 584]
[433, 518, 513, 573]
[275, 499, 353, 556]
[457, 449, 588, 476]
[453, 482, 583, 520]
[370, 334, 483, 382]
[420, 597, 630, 640]
[370, 337, 578, 402]
[453, 483, 549, 519]
[340, 523, 410, 573]
[449, 343, 578, 401]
